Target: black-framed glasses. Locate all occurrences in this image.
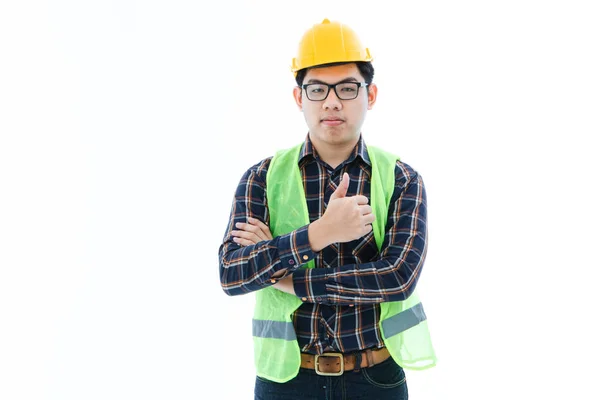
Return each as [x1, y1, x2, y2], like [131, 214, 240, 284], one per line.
[301, 82, 369, 101]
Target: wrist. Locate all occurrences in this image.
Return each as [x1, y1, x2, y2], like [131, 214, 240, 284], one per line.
[308, 218, 331, 252]
[272, 275, 295, 296]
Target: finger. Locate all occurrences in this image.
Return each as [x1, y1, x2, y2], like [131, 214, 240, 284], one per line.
[339, 172, 349, 190]
[248, 217, 269, 231]
[232, 230, 262, 242]
[354, 195, 369, 205]
[330, 172, 349, 200]
[248, 217, 273, 240]
[363, 213, 376, 224]
[246, 219, 271, 241]
[232, 237, 253, 247]
[235, 222, 257, 232]
[231, 230, 263, 244]
[235, 222, 267, 241]
[358, 204, 372, 215]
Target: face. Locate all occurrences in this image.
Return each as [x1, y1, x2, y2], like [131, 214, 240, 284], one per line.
[293, 63, 377, 148]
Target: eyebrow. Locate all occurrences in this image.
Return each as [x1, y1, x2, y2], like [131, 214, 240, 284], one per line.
[306, 77, 360, 85]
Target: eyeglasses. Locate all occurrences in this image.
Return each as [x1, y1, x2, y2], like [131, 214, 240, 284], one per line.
[301, 82, 369, 101]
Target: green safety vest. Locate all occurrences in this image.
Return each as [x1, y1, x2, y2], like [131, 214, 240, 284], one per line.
[252, 142, 436, 383]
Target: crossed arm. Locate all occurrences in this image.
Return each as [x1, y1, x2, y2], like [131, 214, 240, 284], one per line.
[218, 159, 428, 305]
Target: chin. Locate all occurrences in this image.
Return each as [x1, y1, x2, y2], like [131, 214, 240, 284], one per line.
[311, 127, 357, 144]
[325, 132, 355, 144]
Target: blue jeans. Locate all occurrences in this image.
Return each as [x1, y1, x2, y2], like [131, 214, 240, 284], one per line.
[254, 356, 408, 400]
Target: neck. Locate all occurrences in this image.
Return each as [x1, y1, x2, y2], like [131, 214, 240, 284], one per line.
[309, 134, 359, 170]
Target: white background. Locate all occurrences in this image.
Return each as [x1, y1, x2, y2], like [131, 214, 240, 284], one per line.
[1, 1, 599, 399]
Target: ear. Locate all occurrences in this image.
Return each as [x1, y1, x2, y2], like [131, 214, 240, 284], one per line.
[293, 86, 303, 111]
[367, 83, 378, 110]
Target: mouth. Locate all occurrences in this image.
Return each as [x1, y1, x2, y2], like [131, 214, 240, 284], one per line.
[321, 117, 344, 126]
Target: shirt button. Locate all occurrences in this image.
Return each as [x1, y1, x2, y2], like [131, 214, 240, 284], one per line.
[289, 259, 295, 265]
[316, 296, 322, 302]
[302, 255, 309, 260]
[301, 297, 307, 301]
[349, 304, 354, 307]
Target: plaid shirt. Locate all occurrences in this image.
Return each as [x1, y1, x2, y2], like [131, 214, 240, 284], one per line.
[219, 134, 428, 355]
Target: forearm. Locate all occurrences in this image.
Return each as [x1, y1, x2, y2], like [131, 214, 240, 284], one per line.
[307, 218, 333, 252]
[293, 248, 426, 305]
[296, 169, 428, 305]
[219, 224, 315, 296]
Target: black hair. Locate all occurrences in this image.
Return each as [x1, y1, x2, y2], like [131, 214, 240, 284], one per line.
[294, 61, 375, 87]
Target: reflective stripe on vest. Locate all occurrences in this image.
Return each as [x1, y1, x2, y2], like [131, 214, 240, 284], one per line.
[381, 302, 427, 339]
[254, 302, 427, 341]
[253, 319, 296, 340]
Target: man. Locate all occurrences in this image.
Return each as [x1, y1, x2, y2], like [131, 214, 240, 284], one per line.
[219, 18, 436, 400]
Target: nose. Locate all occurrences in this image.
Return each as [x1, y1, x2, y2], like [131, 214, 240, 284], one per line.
[322, 87, 342, 111]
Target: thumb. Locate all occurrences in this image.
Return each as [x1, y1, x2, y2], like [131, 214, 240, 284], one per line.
[330, 172, 349, 200]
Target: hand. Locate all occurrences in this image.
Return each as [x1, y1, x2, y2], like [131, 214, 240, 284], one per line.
[320, 172, 375, 243]
[231, 217, 273, 246]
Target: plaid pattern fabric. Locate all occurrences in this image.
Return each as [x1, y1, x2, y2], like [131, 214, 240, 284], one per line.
[219, 134, 428, 354]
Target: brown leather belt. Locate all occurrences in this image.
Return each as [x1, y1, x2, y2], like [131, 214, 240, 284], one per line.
[300, 347, 390, 376]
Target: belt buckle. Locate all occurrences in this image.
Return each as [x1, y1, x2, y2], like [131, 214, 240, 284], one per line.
[314, 352, 344, 376]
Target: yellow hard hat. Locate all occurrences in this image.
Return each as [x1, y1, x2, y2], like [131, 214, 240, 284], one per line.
[291, 18, 373, 76]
